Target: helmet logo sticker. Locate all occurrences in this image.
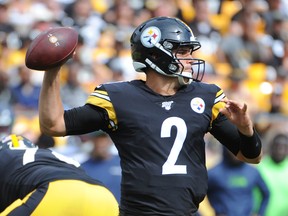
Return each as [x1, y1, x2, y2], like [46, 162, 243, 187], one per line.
[141, 26, 161, 48]
[190, 97, 205, 113]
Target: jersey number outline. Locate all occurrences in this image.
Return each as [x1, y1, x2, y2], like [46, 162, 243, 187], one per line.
[161, 117, 187, 175]
[23, 148, 80, 167]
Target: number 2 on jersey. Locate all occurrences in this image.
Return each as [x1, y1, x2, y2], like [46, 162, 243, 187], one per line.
[161, 117, 187, 175]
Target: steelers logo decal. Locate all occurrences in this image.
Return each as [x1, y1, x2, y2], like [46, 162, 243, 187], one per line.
[190, 97, 205, 114]
[140, 26, 161, 48]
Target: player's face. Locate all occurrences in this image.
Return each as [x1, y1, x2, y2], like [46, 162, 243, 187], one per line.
[175, 47, 194, 71]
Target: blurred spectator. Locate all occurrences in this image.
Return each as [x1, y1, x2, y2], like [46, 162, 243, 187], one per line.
[188, 0, 222, 64]
[7, 0, 36, 37]
[269, 82, 284, 113]
[275, 35, 288, 75]
[253, 79, 288, 137]
[230, 0, 268, 35]
[81, 131, 121, 203]
[0, 1, 25, 71]
[224, 70, 258, 116]
[52, 135, 90, 163]
[150, 0, 179, 18]
[10, 114, 41, 144]
[217, 5, 272, 74]
[0, 3, 14, 34]
[0, 2, 16, 57]
[101, 0, 140, 81]
[262, 12, 288, 69]
[64, 0, 106, 47]
[0, 70, 15, 106]
[60, 61, 89, 109]
[207, 147, 270, 216]
[179, 0, 222, 76]
[262, 0, 288, 35]
[10, 65, 41, 111]
[257, 133, 288, 216]
[0, 105, 14, 139]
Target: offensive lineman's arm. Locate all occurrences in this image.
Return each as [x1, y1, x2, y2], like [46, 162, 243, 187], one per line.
[39, 67, 66, 136]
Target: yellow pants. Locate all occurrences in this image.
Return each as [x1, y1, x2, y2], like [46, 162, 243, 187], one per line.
[1, 180, 119, 216]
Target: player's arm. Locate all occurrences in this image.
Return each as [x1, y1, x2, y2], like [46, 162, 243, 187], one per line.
[39, 67, 66, 136]
[219, 98, 262, 163]
[210, 87, 262, 164]
[210, 112, 262, 164]
[39, 67, 110, 136]
[64, 104, 109, 135]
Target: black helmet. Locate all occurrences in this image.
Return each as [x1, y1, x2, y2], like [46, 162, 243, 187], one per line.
[0, 134, 36, 150]
[130, 16, 205, 85]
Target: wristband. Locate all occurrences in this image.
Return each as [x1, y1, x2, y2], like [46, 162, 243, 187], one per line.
[238, 129, 262, 159]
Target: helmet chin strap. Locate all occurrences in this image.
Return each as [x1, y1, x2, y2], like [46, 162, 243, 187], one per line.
[142, 59, 193, 86]
[178, 72, 193, 86]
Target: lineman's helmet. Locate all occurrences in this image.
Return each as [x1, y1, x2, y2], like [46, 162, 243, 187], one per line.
[0, 134, 36, 150]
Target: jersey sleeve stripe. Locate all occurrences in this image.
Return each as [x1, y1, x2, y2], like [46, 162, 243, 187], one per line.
[211, 90, 226, 125]
[86, 90, 118, 130]
[90, 91, 111, 102]
[214, 90, 225, 104]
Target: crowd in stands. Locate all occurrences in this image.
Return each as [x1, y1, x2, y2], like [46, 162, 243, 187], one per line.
[0, 0, 288, 215]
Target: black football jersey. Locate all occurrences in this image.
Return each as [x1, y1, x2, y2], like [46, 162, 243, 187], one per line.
[0, 148, 103, 212]
[86, 80, 237, 215]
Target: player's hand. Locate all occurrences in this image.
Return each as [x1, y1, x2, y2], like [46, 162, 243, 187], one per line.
[45, 66, 61, 74]
[219, 98, 254, 136]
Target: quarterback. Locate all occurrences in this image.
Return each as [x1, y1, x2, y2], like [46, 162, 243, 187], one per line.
[38, 17, 262, 215]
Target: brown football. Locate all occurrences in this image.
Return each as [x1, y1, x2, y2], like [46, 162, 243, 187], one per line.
[25, 27, 78, 71]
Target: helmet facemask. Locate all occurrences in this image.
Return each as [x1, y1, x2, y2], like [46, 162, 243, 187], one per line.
[144, 40, 205, 85]
[170, 42, 205, 85]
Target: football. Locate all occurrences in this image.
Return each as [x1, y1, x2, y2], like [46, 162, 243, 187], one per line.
[25, 27, 78, 71]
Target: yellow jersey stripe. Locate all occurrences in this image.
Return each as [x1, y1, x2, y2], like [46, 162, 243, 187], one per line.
[86, 90, 118, 130]
[11, 134, 20, 147]
[211, 90, 226, 124]
[214, 90, 225, 104]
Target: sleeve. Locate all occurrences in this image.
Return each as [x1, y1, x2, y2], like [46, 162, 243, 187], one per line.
[209, 114, 241, 155]
[208, 85, 241, 155]
[64, 104, 109, 135]
[86, 85, 118, 130]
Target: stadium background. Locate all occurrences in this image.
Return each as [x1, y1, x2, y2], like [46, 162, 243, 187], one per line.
[0, 0, 288, 215]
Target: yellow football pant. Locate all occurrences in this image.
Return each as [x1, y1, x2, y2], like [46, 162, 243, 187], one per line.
[0, 180, 119, 216]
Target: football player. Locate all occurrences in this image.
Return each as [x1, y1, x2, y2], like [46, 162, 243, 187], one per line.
[0, 134, 119, 216]
[38, 17, 262, 215]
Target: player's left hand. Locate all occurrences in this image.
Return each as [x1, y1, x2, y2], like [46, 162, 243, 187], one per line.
[220, 98, 254, 136]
